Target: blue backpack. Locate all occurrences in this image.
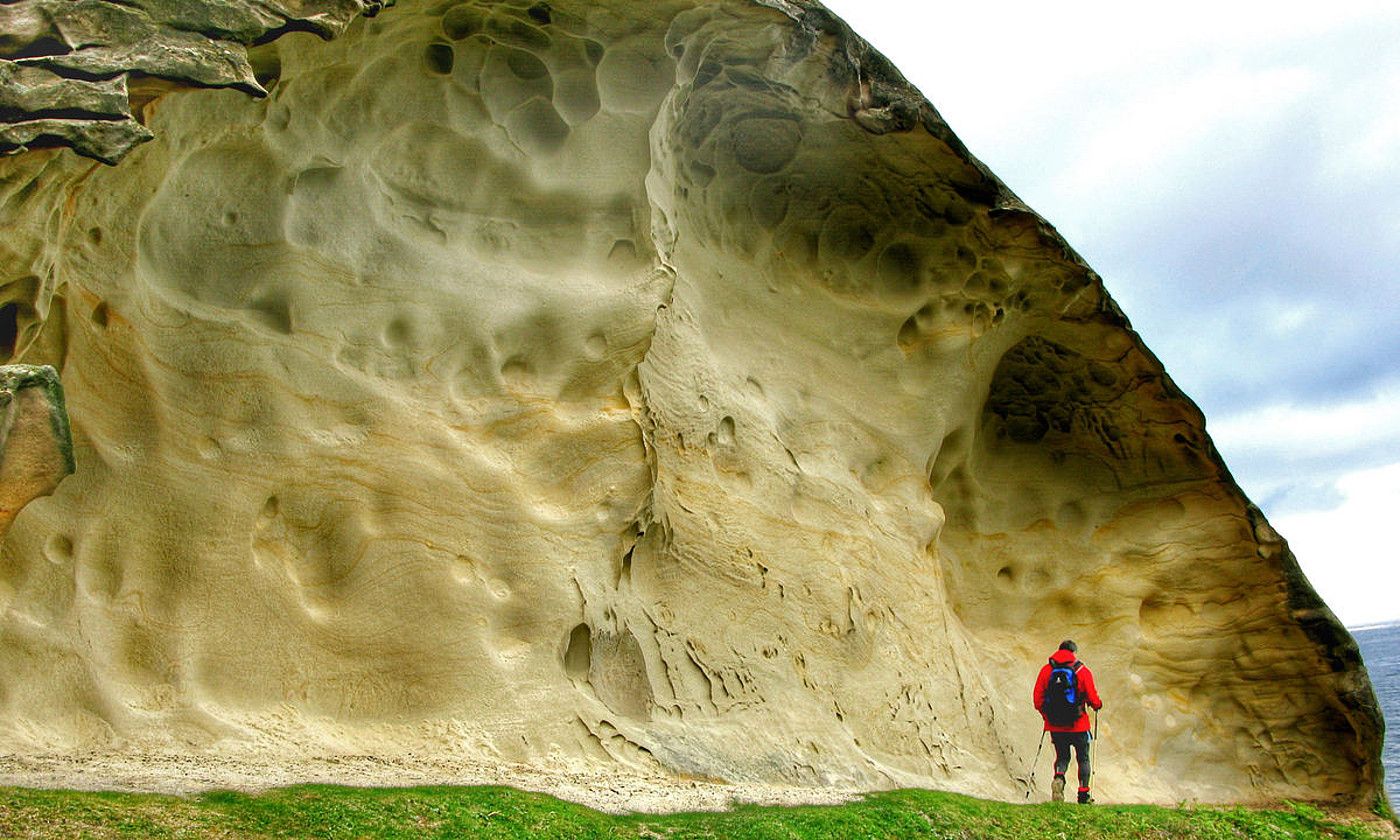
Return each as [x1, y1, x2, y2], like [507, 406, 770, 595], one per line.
[1043, 659, 1083, 726]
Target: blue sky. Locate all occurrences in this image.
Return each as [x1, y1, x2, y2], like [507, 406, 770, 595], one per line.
[821, 0, 1400, 626]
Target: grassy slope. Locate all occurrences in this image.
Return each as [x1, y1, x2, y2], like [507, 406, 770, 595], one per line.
[0, 785, 1391, 840]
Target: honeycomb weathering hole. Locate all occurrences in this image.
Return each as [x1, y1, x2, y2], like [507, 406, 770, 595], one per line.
[564, 623, 592, 680]
[0, 303, 17, 360]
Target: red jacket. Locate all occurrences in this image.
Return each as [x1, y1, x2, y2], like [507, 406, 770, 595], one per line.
[1033, 649, 1102, 733]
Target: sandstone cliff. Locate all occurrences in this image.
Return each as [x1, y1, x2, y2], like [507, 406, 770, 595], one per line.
[0, 0, 1383, 807]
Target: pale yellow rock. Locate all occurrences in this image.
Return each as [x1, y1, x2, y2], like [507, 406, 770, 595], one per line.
[0, 0, 1382, 810]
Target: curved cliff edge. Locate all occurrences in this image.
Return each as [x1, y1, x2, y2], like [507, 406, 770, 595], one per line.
[0, 0, 1385, 811]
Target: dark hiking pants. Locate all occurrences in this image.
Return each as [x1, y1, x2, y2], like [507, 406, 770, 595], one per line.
[1051, 731, 1092, 789]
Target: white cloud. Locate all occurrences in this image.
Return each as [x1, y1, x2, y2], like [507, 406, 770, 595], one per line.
[1057, 64, 1318, 197]
[1208, 380, 1400, 461]
[1264, 301, 1316, 336]
[1273, 462, 1400, 627]
[1319, 66, 1400, 183]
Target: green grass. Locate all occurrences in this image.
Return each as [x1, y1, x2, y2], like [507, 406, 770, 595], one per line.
[0, 784, 1389, 839]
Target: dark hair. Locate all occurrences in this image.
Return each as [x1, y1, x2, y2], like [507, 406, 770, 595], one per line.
[1058, 639, 1078, 652]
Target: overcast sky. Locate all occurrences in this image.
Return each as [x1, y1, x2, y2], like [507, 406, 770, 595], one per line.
[820, 0, 1400, 627]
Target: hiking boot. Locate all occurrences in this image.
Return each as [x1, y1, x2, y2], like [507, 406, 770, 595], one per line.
[1077, 789, 1094, 805]
[1050, 775, 1065, 802]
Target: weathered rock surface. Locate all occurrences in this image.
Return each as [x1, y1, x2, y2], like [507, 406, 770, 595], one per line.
[0, 0, 1383, 808]
[0, 365, 74, 542]
[0, 0, 391, 163]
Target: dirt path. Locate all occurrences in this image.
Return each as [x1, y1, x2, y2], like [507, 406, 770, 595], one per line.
[0, 752, 864, 814]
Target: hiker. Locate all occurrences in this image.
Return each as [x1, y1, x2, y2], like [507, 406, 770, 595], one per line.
[1033, 639, 1103, 803]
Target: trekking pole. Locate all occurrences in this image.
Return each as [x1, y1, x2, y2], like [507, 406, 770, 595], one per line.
[1024, 730, 1047, 800]
[1088, 709, 1099, 791]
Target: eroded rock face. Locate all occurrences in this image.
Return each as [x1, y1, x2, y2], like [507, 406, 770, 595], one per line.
[0, 365, 74, 541]
[0, 0, 391, 163]
[0, 0, 1382, 807]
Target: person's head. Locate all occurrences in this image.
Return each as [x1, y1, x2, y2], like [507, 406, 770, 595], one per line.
[1058, 639, 1078, 653]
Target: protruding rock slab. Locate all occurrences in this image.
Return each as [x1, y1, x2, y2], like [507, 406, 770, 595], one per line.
[0, 0, 391, 164]
[0, 365, 73, 540]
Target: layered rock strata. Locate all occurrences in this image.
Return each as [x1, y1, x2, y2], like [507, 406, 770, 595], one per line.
[0, 0, 391, 163]
[0, 0, 1383, 808]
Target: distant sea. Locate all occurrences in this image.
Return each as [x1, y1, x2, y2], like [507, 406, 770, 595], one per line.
[1351, 622, 1400, 807]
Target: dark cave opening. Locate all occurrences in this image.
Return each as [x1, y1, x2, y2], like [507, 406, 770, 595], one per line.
[0, 303, 18, 361]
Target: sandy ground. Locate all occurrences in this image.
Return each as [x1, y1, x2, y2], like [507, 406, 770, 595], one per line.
[0, 752, 865, 814]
